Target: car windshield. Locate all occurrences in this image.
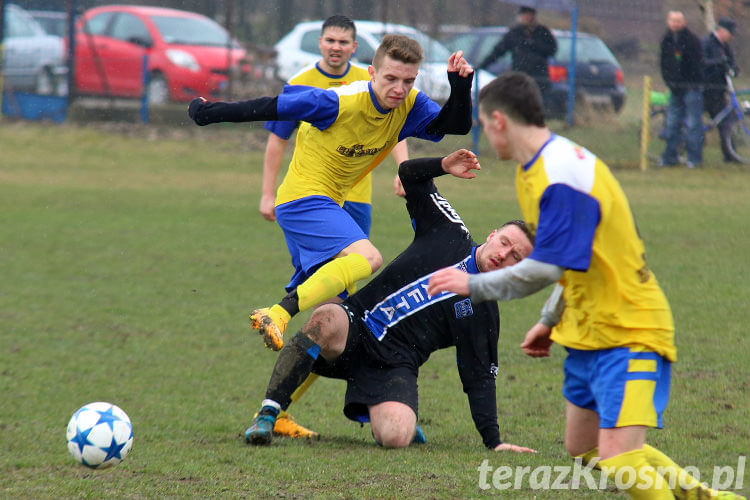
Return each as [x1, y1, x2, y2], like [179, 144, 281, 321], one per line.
[556, 36, 618, 65]
[151, 15, 234, 47]
[369, 29, 451, 63]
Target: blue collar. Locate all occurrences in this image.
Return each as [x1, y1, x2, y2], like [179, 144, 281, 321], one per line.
[522, 133, 556, 171]
[315, 61, 351, 79]
[368, 81, 391, 115]
[466, 247, 481, 275]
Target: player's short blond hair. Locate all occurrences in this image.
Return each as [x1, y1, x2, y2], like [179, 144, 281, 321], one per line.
[372, 34, 423, 68]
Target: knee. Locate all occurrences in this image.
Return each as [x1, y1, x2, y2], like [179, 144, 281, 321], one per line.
[304, 304, 340, 344]
[361, 248, 383, 273]
[374, 427, 414, 449]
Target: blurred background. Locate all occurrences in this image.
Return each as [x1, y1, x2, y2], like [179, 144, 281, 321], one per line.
[1, 0, 747, 123]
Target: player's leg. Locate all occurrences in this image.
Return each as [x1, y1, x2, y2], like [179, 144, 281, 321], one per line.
[245, 304, 349, 445]
[369, 401, 417, 449]
[589, 347, 674, 498]
[564, 401, 600, 460]
[251, 198, 376, 350]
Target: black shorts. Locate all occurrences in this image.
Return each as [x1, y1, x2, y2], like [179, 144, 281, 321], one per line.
[311, 303, 419, 423]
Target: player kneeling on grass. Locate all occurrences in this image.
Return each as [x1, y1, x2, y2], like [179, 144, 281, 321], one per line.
[245, 149, 535, 452]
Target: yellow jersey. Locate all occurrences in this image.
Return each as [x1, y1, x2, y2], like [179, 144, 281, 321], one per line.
[272, 80, 443, 207]
[264, 62, 374, 203]
[516, 135, 676, 361]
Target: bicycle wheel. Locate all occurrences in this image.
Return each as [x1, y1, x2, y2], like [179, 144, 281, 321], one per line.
[724, 116, 750, 164]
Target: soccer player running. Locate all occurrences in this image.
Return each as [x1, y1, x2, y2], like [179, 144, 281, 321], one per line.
[259, 15, 409, 230]
[427, 72, 745, 499]
[244, 148, 535, 452]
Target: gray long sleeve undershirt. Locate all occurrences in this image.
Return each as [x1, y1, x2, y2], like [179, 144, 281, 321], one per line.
[539, 283, 565, 327]
[468, 258, 564, 303]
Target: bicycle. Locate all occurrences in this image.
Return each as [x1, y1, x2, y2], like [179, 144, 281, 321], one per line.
[643, 75, 750, 165]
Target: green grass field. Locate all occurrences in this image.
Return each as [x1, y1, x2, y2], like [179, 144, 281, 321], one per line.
[1, 106, 749, 499]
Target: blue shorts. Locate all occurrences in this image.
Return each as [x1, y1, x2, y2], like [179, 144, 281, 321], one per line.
[342, 201, 372, 237]
[275, 196, 367, 292]
[562, 346, 671, 429]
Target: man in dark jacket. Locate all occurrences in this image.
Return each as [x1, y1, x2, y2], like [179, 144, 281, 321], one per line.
[703, 17, 740, 163]
[478, 6, 556, 103]
[659, 10, 704, 167]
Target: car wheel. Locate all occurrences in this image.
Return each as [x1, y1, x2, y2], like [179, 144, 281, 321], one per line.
[147, 73, 170, 105]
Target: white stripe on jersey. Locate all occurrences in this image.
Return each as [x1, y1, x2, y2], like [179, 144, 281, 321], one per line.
[332, 79, 370, 97]
[540, 136, 596, 194]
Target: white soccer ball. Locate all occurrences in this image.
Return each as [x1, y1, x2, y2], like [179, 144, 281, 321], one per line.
[66, 402, 134, 469]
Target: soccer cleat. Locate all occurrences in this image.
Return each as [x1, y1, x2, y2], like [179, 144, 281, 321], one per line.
[244, 412, 277, 446]
[413, 424, 426, 444]
[273, 412, 320, 439]
[249, 307, 288, 351]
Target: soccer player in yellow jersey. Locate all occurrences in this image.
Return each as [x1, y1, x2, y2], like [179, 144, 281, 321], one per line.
[260, 15, 409, 232]
[428, 72, 745, 500]
[189, 35, 474, 439]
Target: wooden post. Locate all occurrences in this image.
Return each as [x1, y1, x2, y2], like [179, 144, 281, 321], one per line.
[640, 75, 652, 171]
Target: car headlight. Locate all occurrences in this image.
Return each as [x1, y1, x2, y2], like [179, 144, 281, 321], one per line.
[166, 49, 200, 72]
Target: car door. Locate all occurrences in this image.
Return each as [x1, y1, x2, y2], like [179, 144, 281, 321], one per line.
[75, 11, 115, 93]
[3, 6, 45, 89]
[104, 12, 151, 96]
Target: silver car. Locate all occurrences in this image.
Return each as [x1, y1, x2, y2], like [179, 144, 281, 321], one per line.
[2, 4, 67, 96]
[274, 20, 495, 103]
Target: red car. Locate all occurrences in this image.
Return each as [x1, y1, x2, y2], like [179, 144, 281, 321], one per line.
[72, 5, 248, 103]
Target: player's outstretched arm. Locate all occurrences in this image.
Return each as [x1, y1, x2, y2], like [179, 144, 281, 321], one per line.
[188, 95, 278, 126]
[425, 52, 474, 136]
[494, 443, 537, 453]
[441, 149, 480, 179]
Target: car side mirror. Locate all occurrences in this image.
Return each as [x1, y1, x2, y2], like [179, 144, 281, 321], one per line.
[128, 36, 152, 48]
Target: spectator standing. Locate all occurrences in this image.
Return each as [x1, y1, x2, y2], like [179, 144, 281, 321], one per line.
[703, 17, 740, 163]
[659, 11, 704, 168]
[478, 6, 556, 106]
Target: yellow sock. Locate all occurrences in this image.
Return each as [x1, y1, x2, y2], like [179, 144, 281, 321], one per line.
[598, 448, 673, 499]
[642, 444, 716, 497]
[297, 253, 372, 311]
[575, 447, 599, 466]
[269, 304, 291, 323]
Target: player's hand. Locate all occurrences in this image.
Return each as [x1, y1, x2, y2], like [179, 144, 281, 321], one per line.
[520, 323, 553, 358]
[259, 194, 276, 221]
[427, 267, 470, 297]
[448, 50, 474, 78]
[494, 443, 537, 453]
[188, 97, 208, 124]
[442, 149, 480, 179]
[393, 174, 406, 197]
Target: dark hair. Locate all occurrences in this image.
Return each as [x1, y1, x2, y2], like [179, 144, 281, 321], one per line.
[321, 15, 356, 38]
[478, 72, 546, 127]
[372, 34, 423, 67]
[500, 219, 535, 245]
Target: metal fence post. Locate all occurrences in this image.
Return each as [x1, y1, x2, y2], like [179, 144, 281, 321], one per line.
[140, 53, 149, 124]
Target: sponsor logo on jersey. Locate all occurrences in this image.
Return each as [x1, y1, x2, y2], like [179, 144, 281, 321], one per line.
[336, 142, 388, 157]
[454, 298, 474, 319]
[430, 193, 469, 234]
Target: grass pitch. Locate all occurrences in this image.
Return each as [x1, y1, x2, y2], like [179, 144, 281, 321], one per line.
[1, 117, 748, 498]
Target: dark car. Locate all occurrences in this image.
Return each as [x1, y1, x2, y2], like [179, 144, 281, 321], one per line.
[444, 27, 626, 118]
